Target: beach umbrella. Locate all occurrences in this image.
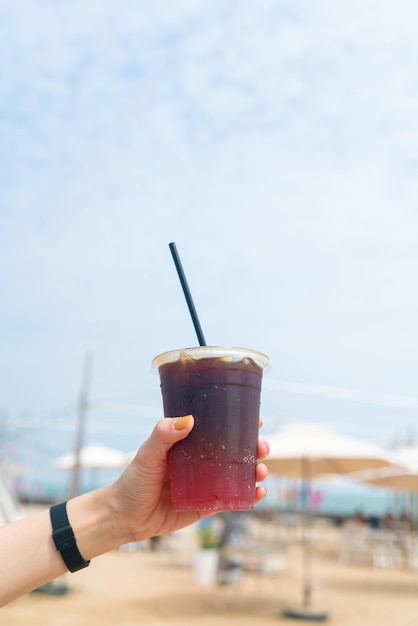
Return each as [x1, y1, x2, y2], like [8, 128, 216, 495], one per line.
[352, 466, 418, 492]
[352, 444, 418, 492]
[264, 422, 395, 622]
[52, 443, 129, 470]
[266, 422, 394, 479]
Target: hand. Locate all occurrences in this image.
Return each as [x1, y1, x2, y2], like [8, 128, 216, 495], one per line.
[110, 415, 269, 544]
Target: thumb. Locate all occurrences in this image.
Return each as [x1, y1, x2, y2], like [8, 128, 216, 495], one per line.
[136, 415, 194, 470]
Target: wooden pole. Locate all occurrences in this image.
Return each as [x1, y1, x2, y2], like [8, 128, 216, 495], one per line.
[69, 353, 94, 499]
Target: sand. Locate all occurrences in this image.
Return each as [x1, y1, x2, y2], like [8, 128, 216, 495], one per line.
[2, 524, 418, 625]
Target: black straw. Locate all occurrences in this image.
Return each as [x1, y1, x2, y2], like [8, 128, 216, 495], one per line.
[169, 242, 207, 346]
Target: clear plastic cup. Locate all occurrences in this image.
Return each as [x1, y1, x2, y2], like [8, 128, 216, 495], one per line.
[152, 346, 269, 511]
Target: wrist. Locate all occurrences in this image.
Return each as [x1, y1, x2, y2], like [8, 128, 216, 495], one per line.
[66, 484, 130, 560]
[50, 502, 91, 572]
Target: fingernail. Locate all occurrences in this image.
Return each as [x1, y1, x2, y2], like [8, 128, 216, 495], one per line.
[174, 414, 193, 430]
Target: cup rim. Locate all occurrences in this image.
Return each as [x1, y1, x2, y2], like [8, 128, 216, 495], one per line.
[152, 345, 269, 371]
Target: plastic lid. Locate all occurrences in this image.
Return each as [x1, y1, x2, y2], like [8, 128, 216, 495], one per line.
[152, 346, 269, 371]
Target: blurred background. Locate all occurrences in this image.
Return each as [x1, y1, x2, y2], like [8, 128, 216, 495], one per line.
[1, 0, 418, 508]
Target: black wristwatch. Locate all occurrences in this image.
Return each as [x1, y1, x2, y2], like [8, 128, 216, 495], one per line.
[50, 502, 90, 573]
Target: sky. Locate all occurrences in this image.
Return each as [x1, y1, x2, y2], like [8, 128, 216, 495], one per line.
[1, 0, 418, 463]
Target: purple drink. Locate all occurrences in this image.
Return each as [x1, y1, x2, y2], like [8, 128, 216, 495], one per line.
[152, 347, 269, 511]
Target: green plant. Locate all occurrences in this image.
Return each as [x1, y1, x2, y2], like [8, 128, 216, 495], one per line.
[197, 526, 221, 550]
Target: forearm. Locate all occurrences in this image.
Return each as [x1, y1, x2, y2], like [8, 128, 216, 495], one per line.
[0, 418, 269, 608]
[0, 484, 128, 607]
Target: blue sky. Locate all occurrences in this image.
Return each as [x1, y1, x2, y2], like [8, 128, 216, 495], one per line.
[1, 0, 418, 456]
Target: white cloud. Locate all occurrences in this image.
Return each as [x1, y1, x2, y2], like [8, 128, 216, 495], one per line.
[1, 1, 418, 446]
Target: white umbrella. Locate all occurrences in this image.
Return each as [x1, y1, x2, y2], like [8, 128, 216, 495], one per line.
[266, 422, 395, 479]
[52, 443, 129, 470]
[352, 444, 418, 492]
[353, 465, 418, 491]
[264, 422, 395, 621]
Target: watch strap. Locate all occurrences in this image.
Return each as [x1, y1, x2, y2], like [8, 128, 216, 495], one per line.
[50, 502, 90, 573]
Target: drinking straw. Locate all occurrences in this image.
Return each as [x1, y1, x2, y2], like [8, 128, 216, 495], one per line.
[169, 242, 207, 346]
